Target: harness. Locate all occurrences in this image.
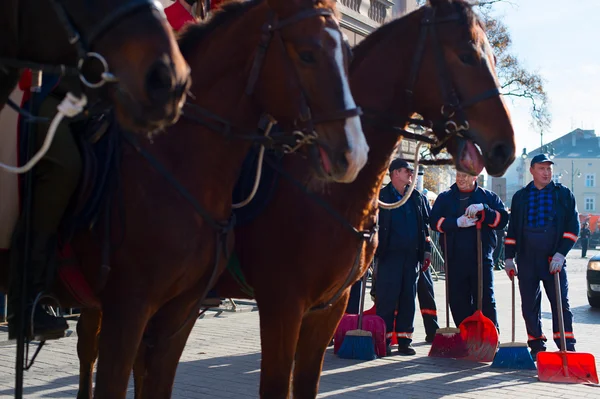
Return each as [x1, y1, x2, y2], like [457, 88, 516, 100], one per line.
[0, 0, 162, 89]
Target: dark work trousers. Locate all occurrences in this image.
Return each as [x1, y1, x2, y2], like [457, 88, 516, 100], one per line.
[581, 238, 589, 257]
[375, 250, 419, 347]
[346, 278, 362, 314]
[447, 246, 498, 329]
[417, 268, 439, 337]
[517, 226, 575, 351]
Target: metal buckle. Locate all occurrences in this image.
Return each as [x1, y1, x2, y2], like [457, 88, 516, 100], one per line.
[78, 52, 119, 89]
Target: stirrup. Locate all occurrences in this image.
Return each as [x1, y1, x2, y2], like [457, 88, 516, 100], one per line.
[29, 292, 67, 341]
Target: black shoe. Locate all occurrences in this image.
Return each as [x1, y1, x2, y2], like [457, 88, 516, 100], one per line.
[386, 344, 393, 356]
[530, 347, 546, 361]
[425, 334, 436, 343]
[8, 304, 67, 341]
[397, 345, 416, 356]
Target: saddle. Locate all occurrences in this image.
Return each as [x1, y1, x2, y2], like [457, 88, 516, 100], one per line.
[16, 103, 121, 309]
[232, 144, 282, 226]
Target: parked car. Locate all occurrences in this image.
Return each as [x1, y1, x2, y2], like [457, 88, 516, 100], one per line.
[588, 254, 600, 308]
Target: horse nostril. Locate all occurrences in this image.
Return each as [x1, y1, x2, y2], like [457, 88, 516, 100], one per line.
[489, 143, 513, 166]
[145, 60, 175, 104]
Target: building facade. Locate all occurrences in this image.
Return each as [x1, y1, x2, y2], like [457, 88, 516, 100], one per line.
[503, 129, 600, 214]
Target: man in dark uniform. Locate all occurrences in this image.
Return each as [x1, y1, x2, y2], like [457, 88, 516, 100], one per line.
[580, 221, 591, 258]
[375, 159, 432, 356]
[417, 263, 439, 343]
[430, 172, 509, 330]
[504, 154, 579, 357]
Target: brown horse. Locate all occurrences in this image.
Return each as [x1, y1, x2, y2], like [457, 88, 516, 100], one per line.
[2, 0, 365, 398]
[74, 1, 515, 398]
[209, 0, 513, 397]
[0, 0, 190, 132]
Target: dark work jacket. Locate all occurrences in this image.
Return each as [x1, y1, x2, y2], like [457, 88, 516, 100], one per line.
[376, 184, 432, 264]
[505, 182, 579, 259]
[429, 183, 509, 263]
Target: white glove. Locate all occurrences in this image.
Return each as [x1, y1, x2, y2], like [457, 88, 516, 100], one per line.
[505, 258, 517, 279]
[465, 203, 484, 218]
[457, 215, 477, 228]
[549, 252, 565, 274]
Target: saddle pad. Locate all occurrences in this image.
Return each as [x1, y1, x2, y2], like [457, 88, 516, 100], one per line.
[334, 313, 387, 358]
[0, 87, 24, 249]
[57, 243, 101, 309]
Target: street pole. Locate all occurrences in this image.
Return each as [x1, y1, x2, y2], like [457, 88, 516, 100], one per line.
[572, 159, 575, 192]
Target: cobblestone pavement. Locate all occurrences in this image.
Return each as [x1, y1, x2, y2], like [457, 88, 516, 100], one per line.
[1, 249, 599, 398]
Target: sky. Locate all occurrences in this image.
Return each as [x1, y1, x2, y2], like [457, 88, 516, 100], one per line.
[489, 0, 599, 154]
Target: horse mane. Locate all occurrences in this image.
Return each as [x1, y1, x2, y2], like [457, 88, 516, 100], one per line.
[177, 0, 260, 57]
[178, 0, 340, 58]
[350, 0, 479, 71]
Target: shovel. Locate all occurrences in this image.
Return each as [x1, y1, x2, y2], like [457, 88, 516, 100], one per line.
[537, 271, 598, 384]
[459, 212, 499, 362]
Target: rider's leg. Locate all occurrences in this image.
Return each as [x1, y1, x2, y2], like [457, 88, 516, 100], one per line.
[8, 92, 82, 339]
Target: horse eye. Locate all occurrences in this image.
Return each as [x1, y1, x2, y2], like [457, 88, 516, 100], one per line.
[298, 51, 316, 65]
[459, 54, 477, 66]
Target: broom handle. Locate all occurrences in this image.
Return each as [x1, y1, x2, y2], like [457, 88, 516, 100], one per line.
[511, 275, 516, 343]
[476, 213, 483, 312]
[443, 234, 450, 329]
[554, 272, 567, 353]
[357, 263, 370, 330]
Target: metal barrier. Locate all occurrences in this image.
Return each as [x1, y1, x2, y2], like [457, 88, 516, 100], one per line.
[428, 230, 445, 281]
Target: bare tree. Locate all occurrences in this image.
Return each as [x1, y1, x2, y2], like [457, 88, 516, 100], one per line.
[415, 0, 550, 132]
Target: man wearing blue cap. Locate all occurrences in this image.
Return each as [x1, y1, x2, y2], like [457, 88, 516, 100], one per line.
[375, 158, 432, 356]
[505, 153, 580, 358]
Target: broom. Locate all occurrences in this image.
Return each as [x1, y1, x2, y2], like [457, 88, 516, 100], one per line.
[337, 270, 377, 361]
[429, 234, 468, 358]
[490, 270, 536, 369]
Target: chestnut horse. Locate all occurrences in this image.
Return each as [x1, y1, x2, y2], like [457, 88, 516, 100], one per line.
[1, 0, 365, 398]
[0, 0, 190, 132]
[210, 0, 513, 397]
[74, 0, 515, 398]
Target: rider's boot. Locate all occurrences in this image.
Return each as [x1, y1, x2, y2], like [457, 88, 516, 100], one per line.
[7, 231, 68, 340]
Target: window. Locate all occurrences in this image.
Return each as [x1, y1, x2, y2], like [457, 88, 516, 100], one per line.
[585, 197, 595, 211]
[586, 174, 595, 187]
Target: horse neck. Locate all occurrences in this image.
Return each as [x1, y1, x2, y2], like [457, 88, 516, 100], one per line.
[137, 5, 270, 218]
[318, 17, 421, 226]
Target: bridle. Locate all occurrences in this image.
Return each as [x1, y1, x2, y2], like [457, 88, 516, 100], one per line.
[363, 5, 501, 157]
[125, 4, 365, 339]
[403, 5, 501, 154]
[0, 0, 163, 89]
[244, 7, 363, 152]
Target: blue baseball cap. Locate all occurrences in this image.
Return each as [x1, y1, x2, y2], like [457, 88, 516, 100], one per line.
[389, 159, 414, 172]
[530, 154, 554, 167]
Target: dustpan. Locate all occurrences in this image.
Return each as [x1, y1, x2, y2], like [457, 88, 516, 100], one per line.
[459, 213, 498, 362]
[537, 272, 598, 384]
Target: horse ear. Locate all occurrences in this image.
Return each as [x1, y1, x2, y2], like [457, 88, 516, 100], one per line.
[266, 0, 304, 17]
[428, 0, 448, 6]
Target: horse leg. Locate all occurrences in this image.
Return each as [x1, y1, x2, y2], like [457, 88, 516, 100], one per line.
[257, 298, 305, 399]
[93, 299, 153, 399]
[136, 290, 202, 399]
[76, 308, 102, 399]
[292, 293, 349, 399]
[133, 337, 148, 399]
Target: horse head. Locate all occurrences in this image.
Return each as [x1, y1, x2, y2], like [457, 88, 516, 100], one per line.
[248, 0, 369, 183]
[30, 0, 191, 132]
[354, 0, 515, 177]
